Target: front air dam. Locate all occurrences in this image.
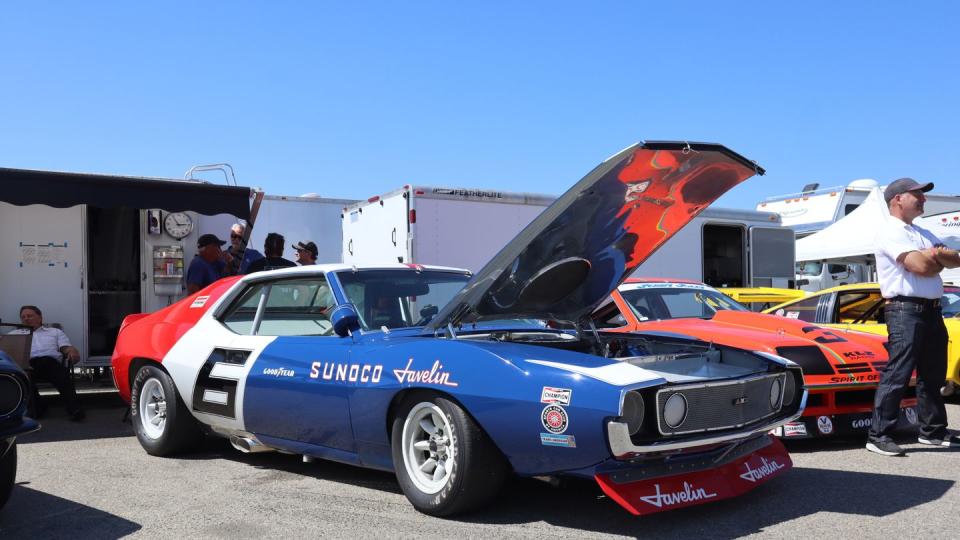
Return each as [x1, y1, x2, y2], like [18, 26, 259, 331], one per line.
[595, 436, 791, 515]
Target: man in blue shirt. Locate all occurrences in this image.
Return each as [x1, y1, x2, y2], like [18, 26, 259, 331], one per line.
[186, 234, 230, 294]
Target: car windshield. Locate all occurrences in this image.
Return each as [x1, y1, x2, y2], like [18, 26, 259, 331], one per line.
[796, 261, 822, 276]
[943, 288, 960, 318]
[334, 269, 471, 330]
[619, 283, 748, 320]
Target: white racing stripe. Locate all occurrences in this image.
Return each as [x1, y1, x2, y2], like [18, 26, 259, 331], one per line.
[525, 359, 662, 386]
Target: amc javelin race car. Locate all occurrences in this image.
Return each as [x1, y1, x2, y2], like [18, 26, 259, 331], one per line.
[112, 141, 806, 516]
[596, 279, 916, 438]
[1, 351, 40, 510]
[768, 283, 960, 397]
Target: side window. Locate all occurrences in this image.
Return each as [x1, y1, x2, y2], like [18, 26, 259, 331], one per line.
[219, 279, 336, 336]
[828, 264, 848, 274]
[776, 296, 820, 323]
[258, 278, 336, 336]
[221, 283, 267, 335]
[837, 291, 883, 323]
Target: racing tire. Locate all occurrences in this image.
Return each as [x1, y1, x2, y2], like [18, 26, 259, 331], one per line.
[391, 395, 507, 517]
[0, 443, 16, 510]
[130, 364, 202, 456]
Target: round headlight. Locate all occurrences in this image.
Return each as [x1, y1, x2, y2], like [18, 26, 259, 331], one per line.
[782, 372, 797, 407]
[663, 393, 688, 428]
[622, 391, 645, 435]
[770, 378, 783, 409]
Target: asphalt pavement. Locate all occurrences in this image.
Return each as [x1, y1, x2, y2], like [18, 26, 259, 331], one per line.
[2, 394, 959, 539]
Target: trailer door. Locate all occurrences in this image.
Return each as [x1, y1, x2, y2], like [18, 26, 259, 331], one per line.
[0, 202, 87, 358]
[749, 226, 796, 287]
[702, 224, 746, 288]
[342, 193, 409, 265]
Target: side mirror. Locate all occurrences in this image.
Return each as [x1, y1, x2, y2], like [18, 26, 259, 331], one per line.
[330, 303, 361, 337]
[796, 279, 809, 287]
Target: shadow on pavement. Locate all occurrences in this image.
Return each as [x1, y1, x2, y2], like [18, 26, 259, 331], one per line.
[18, 394, 132, 445]
[193, 443, 953, 537]
[0, 485, 141, 538]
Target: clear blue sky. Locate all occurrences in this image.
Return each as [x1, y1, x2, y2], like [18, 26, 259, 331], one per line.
[2, 2, 957, 209]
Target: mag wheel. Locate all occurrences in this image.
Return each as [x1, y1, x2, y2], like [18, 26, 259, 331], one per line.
[130, 364, 201, 456]
[391, 395, 507, 517]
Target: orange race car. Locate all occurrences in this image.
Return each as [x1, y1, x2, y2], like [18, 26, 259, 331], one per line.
[594, 278, 917, 438]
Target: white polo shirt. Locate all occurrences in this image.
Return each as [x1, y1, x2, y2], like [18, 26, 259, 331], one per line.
[874, 216, 943, 299]
[7, 325, 72, 359]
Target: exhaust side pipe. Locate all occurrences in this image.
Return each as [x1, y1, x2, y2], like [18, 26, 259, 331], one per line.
[230, 435, 275, 454]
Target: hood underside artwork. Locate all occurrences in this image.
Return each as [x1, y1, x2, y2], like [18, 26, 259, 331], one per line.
[429, 141, 764, 329]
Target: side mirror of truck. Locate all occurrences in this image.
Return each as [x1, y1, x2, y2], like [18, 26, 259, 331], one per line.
[330, 304, 361, 337]
[795, 279, 809, 287]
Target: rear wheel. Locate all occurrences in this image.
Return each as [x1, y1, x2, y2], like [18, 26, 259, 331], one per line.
[391, 395, 507, 516]
[0, 442, 16, 510]
[130, 364, 201, 456]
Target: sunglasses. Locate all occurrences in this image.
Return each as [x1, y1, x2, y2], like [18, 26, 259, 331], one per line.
[230, 234, 242, 239]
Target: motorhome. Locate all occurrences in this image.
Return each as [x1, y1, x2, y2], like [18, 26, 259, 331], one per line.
[759, 180, 960, 290]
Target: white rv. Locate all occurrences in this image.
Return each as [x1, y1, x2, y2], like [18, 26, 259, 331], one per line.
[760, 180, 960, 290]
[757, 179, 960, 235]
[342, 185, 796, 288]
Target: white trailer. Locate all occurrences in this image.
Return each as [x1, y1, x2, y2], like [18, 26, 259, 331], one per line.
[633, 208, 796, 288]
[197, 194, 356, 271]
[341, 186, 554, 272]
[342, 185, 795, 288]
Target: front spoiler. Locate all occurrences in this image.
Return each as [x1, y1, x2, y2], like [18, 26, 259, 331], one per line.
[595, 436, 790, 516]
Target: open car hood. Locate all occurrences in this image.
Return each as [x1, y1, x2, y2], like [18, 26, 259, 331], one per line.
[426, 141, 764, 331]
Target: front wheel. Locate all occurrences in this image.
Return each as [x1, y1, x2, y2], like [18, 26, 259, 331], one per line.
[130, 364, 201, 456]
[391, 395, 507, 517]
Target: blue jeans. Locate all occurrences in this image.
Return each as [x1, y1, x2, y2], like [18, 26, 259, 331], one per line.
[869, 302, 948, 442]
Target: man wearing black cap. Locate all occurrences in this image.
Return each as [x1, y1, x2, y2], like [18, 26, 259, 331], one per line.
[867, 178, 960, 456]
[246, 232, 297, 273]
[294, 240, 318, 265]
[186, 233, 232, 294]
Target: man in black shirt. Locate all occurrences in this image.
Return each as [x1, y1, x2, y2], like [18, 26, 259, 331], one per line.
[246, 232, 297, 273]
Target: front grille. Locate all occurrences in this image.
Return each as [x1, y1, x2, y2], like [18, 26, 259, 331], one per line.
[656, 373, 786, 436]
[776, 346, 835, 375]
[0, 374, 24, 416]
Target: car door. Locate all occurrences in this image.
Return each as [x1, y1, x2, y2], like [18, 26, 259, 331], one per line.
[222, 275, 358, 452]
[830, 289, 887, 336]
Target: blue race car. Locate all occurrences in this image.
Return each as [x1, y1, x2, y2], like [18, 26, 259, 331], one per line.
[0, 351, 40, 510]
[112, 141, 807, 516]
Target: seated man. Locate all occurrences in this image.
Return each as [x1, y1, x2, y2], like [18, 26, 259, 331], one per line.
[9, 305, 85, 421]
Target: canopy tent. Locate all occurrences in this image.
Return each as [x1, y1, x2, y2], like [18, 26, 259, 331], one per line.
[794, 187, 889, 264]
[0, 167, 253, 219]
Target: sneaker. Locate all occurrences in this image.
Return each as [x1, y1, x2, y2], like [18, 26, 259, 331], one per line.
[917, 434, 960, 447]
[866, 440, 905, 456]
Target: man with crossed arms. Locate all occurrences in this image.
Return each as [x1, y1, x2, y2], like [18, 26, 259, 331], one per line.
[867, 178, 960, 456]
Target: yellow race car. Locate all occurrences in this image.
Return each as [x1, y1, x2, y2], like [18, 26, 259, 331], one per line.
[766, 283, 960, 395]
